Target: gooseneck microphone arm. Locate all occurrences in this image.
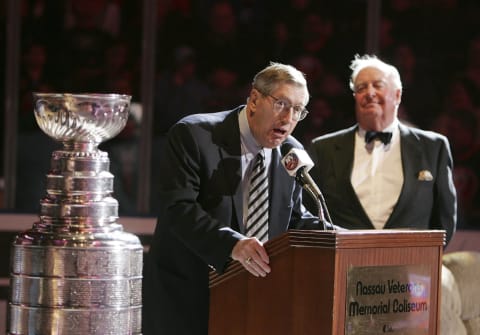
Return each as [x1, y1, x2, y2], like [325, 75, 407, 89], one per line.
[294, 166, 334, 230]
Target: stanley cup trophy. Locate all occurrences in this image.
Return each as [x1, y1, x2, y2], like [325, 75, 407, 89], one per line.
[8, 93, 143, 334]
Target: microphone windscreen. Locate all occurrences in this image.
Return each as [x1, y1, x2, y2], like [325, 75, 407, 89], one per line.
[280, 147, 314, 177]
[280, 142, 295, 157]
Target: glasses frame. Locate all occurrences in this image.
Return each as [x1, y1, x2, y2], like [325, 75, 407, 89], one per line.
[265, 94, 309, 121]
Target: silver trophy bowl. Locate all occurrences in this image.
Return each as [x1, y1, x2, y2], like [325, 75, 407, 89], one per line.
[33, 93, 131, 149]
[9, 93, 143, 335]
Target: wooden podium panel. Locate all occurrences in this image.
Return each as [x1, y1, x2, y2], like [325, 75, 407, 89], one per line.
[209, 229, 445, 335]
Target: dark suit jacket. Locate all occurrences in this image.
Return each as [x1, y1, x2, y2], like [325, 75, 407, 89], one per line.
[307, 122, 457, 245]
[143, 106, 320, 335]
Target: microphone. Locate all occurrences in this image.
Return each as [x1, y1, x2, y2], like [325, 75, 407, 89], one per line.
[280, 142, 333, 230]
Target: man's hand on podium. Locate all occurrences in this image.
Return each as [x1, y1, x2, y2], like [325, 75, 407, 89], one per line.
[231, 238, 271, 277]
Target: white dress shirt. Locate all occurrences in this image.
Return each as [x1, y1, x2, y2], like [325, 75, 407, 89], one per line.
[351, 120, 403, 229]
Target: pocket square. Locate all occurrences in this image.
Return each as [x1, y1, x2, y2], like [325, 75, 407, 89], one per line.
[418, 170, 433, 181]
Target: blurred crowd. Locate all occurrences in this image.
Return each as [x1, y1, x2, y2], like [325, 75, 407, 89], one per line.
[2, 0, 480, 228]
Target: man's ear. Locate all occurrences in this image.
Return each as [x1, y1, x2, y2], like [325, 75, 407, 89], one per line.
[248, 89, 261, 113]
[250, 88, 261, 106]
[396, 89, 402, 105]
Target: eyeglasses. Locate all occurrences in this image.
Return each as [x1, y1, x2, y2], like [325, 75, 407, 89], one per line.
[266, 94, 308, 121]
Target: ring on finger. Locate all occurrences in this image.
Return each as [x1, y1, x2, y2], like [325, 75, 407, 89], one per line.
[245, 257, 252, 265]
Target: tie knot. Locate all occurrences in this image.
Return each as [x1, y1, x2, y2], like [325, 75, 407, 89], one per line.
[365, 131, 392, 145]
[255, 150, 265, 163]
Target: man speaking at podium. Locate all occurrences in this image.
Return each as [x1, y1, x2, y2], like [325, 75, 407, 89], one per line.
[143, 62, 332, 335]
[306, 54, 457, 245]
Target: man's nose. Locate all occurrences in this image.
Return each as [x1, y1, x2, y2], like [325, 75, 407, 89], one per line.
[280, 107, 295, 122]
[366, 84, 376, 97]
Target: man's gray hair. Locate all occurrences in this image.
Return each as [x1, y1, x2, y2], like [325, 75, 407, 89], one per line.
[349, 54, 402, 92]
[252, 62, 309, 104]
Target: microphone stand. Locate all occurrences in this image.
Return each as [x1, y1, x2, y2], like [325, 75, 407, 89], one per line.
[302, 185, 327, 230]
[315, 187, 334, 231]
[295, 174, 335, 231]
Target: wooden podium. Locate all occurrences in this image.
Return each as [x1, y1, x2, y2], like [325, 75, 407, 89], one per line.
[209, 229, 445, 335]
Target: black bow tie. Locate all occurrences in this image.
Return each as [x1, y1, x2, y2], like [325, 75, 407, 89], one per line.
[365, 131, 392, 145]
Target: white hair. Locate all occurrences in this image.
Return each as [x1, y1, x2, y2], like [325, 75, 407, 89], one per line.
[348, 54, 402, 92]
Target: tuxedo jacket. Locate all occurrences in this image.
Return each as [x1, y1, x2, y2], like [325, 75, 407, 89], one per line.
[307, 123, 457, 245]
[143, 106, 320, 335]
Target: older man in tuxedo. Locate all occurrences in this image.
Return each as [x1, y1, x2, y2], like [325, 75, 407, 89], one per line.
[307, 54, 457, 245]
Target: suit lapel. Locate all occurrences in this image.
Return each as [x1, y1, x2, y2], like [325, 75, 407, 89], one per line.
[332, 126, 373, 226]
[385, 124, 422, 227]
[213, 108, 243, 231]
[269, 146, 295, 238]
[331, 126, 356, 184]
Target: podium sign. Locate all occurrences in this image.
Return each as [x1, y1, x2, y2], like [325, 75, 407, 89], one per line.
[346, 264, 431, 334]
[209, 229, 444, 335]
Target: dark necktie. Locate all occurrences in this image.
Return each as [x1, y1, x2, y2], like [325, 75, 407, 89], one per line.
[365, 131, 392, 145]
[245, 151, 269, 242]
